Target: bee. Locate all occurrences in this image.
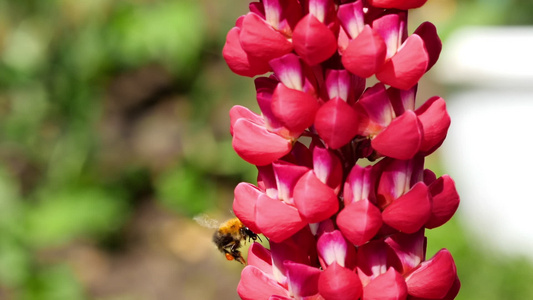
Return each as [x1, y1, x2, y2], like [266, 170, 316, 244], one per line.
[194, 214, 262, 264]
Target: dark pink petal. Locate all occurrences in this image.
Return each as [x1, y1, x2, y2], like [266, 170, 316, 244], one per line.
[293, 170, 339, 223]
[285, 141, 314, 168]
[337, 199, 382, 246]
[387, 85, 418, 115]
[271, 228, 318, 271]
[312, 147, 343, 194]
[382, 182, 431, 233]
[238, 266, 288, 300]
[405, 249, 457, 299]
[408, 275, 460, 300]
[268, 296, 292, 300]
[255, 194, 307, 242]
[255, 77, 285, 132]
[285, 261, 321, 298]
[317, 230, 350, 268]
[270, 53, 305, 91]
[307, 0, 336, 23]
[233, 182, 261, 233]
[371, 110, 422, 160]
[368, 0, 428, 10]
[223, 27, 271, 77]
[342, 25, 387, 78]
[271, 83, 319, 135]
[414, 22, 442, 71]
[232, 118, 293, 166]
[372, 12, 406, 59]
[425, 175, 459, 229]
[240, 13, 293, 63]
[343, 164, 372, 206]
[376, 35, 429, 90]
[355, 83, 395, 135]
[337, 1, 365, 39]
[375, 158, 412, 208]
[319, 263, 363, 300]
[357, 241, 400, 286]
[416, 96, 450, 155]
[293, 14, 337, 66]
[385, 229, 426, 274]
[247, 243, 274, 275]
[257, 165, 278, 198]
[263, 0, 302, 35]
[363, 268, 408, 300]
[423, 169, 437, 186]
[314, 97, 360, 149]
[229, 105, 264, 136]
[325, 69, 365, 105]
[272, 161, 309, 205]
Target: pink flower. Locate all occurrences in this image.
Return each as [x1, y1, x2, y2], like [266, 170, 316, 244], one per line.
[220, 0, 461, 299]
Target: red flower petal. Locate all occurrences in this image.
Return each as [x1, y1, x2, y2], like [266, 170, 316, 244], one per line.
[314, 98, 361, 149]
[247, 243, 273, 275]
[382, 182, 431, 233]
[240, 13, 293, 63]
[285, 261, 321, 298]
[312, 147, 344, 194]
[416, 96, 450, 155]
[405, 249, 457, 299]
[223, 27, 271, 77]
[368, 0, 428, 10]
[271, 83, 319, 135]
[414, 22, 442, 71]
[229, 105, 264, 136]
[376, 35, 428, 90]
[293, 14, 338, 65]
[232, 118, 293, 166]
[342, 25, 387, 78]
[233, 182, 261, 233]
[255, 194, 307, 243]
[293, 171, 339, 223]
[371, 110, 422, 160]
[319, 263, 363, 300]
[337, 199, 383, 246]
[425, 175, 460, 229]
[363, 268, 408, 300]
[238, 266, 288, 300]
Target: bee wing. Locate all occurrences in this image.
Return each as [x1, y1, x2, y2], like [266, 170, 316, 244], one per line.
[193, 213, 221, 229]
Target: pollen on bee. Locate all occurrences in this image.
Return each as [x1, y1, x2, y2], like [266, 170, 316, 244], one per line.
[225, 253, 235, 261]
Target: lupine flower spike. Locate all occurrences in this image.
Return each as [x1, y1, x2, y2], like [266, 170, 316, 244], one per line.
[222, 0, 460, 299]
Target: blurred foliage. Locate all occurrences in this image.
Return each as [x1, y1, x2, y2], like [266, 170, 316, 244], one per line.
[0, 0, 532, 299]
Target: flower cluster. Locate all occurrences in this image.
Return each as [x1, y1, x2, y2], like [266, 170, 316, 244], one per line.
[223, 0, 460, 299]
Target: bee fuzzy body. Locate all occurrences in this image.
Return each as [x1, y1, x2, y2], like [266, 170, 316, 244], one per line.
[212, 218, 261, 264]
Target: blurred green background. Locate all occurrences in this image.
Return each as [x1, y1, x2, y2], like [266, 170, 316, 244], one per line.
[0, 0, 532, 299]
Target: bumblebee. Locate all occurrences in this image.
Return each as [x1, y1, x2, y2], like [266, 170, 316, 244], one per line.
[194, 214, 261, 264]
